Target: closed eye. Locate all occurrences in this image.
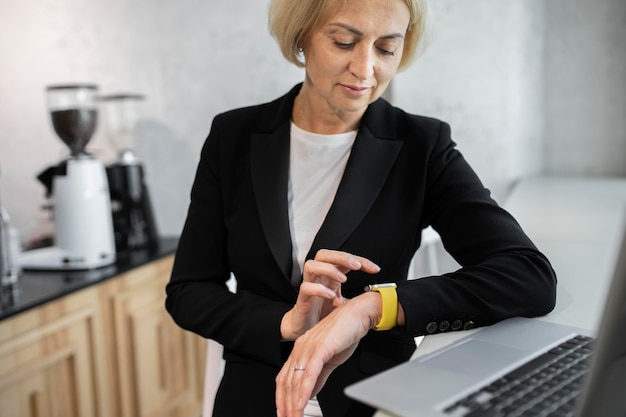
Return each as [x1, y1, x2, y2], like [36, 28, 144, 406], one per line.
[334, 41, 354, 50]
[334, 41, 395, 56]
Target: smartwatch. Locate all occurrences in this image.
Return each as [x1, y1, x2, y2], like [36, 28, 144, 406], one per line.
[364, 283, 398, 331]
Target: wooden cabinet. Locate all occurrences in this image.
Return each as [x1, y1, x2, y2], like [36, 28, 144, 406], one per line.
[0, 256, 206, 417]
[102, 256, 206, 417]
[0, 286, 109, 417]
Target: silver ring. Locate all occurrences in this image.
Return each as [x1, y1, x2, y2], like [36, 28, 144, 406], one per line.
[293, 365, 306, 371]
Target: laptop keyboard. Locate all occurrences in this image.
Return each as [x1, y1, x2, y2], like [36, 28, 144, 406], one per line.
[443, 334, 594, 417]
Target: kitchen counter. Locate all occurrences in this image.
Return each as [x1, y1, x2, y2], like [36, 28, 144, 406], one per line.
[0, 236, 205, 417]
[0, 236, 178, 321]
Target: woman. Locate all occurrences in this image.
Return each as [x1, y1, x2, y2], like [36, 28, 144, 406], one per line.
[165, 0, 557, 416]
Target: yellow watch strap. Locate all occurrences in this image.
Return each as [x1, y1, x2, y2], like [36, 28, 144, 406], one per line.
[365, 283, 398, 331]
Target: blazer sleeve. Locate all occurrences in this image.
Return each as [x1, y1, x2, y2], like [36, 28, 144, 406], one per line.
[396, 120, 557, 337]
[165, 115, 291, 368]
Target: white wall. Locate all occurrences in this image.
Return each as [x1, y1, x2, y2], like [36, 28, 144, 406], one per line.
[544, 0, 626, 175]
[0, 0, 624, 247]
[393, 1, 546, 199]
[0, 0, 303, 244]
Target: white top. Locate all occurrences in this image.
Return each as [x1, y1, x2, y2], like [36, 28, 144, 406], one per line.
[287, 122, 357, 285]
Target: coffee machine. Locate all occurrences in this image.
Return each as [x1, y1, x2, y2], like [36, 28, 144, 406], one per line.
[20, 84, 117, 270]
[100, 93, 158, 253]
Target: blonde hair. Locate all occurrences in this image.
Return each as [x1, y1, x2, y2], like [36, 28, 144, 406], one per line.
[268, 0, 430, 72]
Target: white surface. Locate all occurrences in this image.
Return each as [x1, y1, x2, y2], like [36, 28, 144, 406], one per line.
[408, 226, 442, 279]
[504, 175, 626, 330]
[374, 175, 626, 417]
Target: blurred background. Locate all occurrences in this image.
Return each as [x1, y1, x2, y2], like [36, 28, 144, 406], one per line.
[0, 0, 624, 247]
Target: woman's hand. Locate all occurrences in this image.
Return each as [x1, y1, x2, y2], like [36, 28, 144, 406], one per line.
[280, 249, 380, 341]
[275, 291, 383, 417]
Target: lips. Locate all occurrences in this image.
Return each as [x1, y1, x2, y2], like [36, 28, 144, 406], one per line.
[340, 84, 371, 97]
[343, 84, 369, 91]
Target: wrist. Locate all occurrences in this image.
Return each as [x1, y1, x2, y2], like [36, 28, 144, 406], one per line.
[359, 291, 385, 330]
[279, 310, 299, 342]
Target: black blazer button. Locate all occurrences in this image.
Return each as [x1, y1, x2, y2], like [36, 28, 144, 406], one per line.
[439, 321, 450, 332]
[463, 320, 476, 331]
[451, 320, 463, 331]
[426, 322, 439, 334]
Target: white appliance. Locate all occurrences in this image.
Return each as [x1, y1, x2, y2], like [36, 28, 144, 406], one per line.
[20, 84, 116, 270]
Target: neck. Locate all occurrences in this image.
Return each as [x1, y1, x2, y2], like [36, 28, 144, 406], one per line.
[292, 86, 362, 134]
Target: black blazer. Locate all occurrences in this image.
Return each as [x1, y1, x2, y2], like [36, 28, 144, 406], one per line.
[166, 84, 557, 417]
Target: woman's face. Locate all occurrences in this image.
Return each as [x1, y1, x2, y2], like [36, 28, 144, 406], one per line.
[301, 0, 410, 124]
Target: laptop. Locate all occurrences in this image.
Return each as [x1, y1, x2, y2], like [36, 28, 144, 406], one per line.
[345, 229, 626, 417]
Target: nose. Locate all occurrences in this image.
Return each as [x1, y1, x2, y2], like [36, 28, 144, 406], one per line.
[349, 45, 375, 81]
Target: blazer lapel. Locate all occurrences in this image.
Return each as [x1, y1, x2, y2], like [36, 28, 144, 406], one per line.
[250, 123, 293, 282]
[309, 122, 403, 255]
[252, 123, 403, 281]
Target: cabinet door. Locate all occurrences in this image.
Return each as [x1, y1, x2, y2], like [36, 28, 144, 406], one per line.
[109, 257, 205, 417]
[0, 290, 108, 417]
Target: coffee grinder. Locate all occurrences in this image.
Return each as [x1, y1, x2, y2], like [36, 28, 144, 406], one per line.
[20, 84, 117, 270]
[100, 93, 158, 253]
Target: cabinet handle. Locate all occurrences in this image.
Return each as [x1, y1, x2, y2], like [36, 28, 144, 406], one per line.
[157, 323, 167, 390]
[29, 391, 41, 417]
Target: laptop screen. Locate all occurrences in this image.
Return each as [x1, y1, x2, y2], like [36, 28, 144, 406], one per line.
[575, 227, 626, 417]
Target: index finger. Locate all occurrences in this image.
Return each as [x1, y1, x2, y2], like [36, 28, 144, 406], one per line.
[313, 249, 381, 274]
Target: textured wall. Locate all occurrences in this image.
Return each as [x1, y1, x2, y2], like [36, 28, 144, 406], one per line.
[544, 0, 626, 175]
[393, 1, 546, 199]
[0, 0, 302, 244]
[0, 0, 623, 247]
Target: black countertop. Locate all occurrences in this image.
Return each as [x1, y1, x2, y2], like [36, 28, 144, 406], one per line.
[0, 237, 179, 321]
